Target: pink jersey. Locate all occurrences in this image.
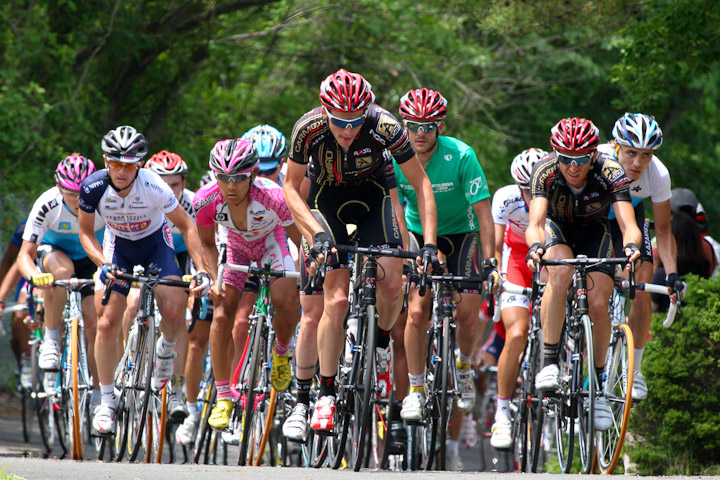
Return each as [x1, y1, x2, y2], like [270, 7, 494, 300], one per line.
[193, 177, 293, 240]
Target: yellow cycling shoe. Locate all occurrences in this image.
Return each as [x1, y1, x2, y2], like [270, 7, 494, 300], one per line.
[208, 398, 234, 430]
[271, 349, 292, 392]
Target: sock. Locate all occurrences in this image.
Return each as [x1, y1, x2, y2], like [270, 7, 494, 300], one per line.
[319, 375, 336, 399]
[596, 365, 605, 390]
[446, 439, 459, 456]
[157, 336, 176, 357]
[187, 402, 200, 420]
[495, 395, 512, 423]
[45, 327, 60, 343]
[456, 355, 471, 371]
[408, 372, 425, 387]
[543, 342, 560, 365]
[100, 383, 117, 408]
[216, 380, 231, 400]
[172, 373, 184, 388]
[296, 377, 312, 406]
[274, 339, 290, 356]
[376, 327, 391, 350]
[634, 348, 644, 373]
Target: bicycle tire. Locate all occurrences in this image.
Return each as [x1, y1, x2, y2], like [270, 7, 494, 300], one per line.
[329, 329, 356, 470]
[437, 313, 453, 471]
[577, 314, 595, 474]
[150, 386, 168, 463]
[424, 323, 440, 471]
[528, 328, 546, 473]
[596, 323, 634, 473]
[554, 323, 575, 473]
[353, 304, 377, 472]
[193, 372, 216, 463]
[127, 319, 156, 461]
[69, 316, 85, 460]
[34, 351, 54, 455]
[238, 315, 264, 466]
[379, 387, 396, 469]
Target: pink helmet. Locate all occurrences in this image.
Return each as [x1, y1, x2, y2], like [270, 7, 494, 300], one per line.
[319, 69, 376, 112]
[55, 154, 96, 190]
[208, 138, 258, 174]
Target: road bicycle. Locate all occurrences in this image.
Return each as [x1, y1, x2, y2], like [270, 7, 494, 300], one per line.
[218, 261, 299, 466]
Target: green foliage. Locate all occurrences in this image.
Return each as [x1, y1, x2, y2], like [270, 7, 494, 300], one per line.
[626, 274, 720, 475]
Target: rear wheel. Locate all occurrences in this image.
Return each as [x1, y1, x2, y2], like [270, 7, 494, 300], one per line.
[238, 317, 264, 465]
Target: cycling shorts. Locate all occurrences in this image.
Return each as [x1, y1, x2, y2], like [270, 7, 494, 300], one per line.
[175, 250, 191, 276]
[409, 231, 482, 294]
[609, 202, 653, 263]
[222, 225, 295, 293]
[544, 217, 615, 278]
[298, 237, 345, 295]
[99, 223, 182, 296]
[481, 328, 505, 362]
[36, 245, 96, 298]
[500, 238, 532, 312]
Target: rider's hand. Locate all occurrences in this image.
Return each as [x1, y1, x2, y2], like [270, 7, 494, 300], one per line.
[666, 272, 686, 304]
[31, 272, 54, 288]
[416, 243, 441, 274]
[525, 242, 544, 271]
[481, 258, 499, 292]
[308, 232, 334, 264]
[623, 242, 641, 263]
[192, 271, 213, 296]
[182, 274, 193, 283]
[99, 263, 119, 284]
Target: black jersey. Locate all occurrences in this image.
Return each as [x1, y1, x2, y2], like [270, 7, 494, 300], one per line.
[530, 152, 632, 226]
[288, 104, 415, 186]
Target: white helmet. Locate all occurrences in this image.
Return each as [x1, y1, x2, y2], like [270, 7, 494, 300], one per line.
[511, 148, 547, 187]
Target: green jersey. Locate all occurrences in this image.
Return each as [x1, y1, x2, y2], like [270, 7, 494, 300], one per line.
[394, 135, 489, 236]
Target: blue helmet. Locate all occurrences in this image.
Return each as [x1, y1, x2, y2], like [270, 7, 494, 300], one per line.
[241, 125, 286, 171]
[612, 113, 663, 150]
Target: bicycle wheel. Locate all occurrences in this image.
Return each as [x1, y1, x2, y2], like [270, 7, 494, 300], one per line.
[428, 314, 452, 470]
[553, 324, 575, 473]
[193, 378, 217, 463]
[33, 352, 54, 456]
[68, 316, 91, 460]
[147, 386, 168, 463]
[127, 320, 155, 461]
[576, 314, 595, 474]
[378, 388, 397, 469]
[596, 323, 634, 473]
[329, 329, 357, 470]
[424, 323, 440, 471]
[238, 316, 264, 466]
[353, 304, 377, 472]
[514, 326, 545, 472]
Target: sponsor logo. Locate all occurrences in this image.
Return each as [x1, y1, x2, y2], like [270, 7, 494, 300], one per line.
[354, 147, 371, 156]
[58, 222, 71, 231]
[252, 216, 264, 222]
[29, 233, 38, 243]
[355, 156, 372, 169]
[107, 220, 150, 232]
[214, 213, 229, 222]
[444, 154, 453, 162]
[632, 185, 642, 193]
[145, 181, 165, 193]
[469, 177, 485, 196]
[586, 202, 603, 213]
[368, 129, 385, 144]
[376, 113, 397, 138]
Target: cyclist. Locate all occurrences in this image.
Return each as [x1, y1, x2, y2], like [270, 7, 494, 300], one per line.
[78, 125, 209, 435]
[602, 113, 682, 401]
[242, 124, 287, 185]
[283, 69, 438, 433]
[393, 88, 496, 469]
[488, 148, 546, 449]
[526, 117, 642, 432]
[193, 138, 301, 431]
[141, 150, 196, 420]
[16, 155, 104, 398]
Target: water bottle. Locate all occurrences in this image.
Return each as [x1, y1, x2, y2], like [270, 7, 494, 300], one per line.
[345, 314, 358, 363]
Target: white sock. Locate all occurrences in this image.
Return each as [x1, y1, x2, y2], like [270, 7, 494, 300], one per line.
[45, 327, 60, 343]
[634, 348, 644, 373]
[157, 336, 176, 357]
[446, 439, 459, 456]
[100, 383, 117, 408]
[495, 396, 512, 423]
[187, 401, 200, 420]
[408, 372, 425, 388]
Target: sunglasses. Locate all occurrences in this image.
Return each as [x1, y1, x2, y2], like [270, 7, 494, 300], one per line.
[59, 187, 80, 198]
[107, 159, 141, 171]
[405, 121, 439, 133]
[258, 165, 279, 176]
[216, 171, 253, 183]
[556, 152, 593, 166]
[325, 109, 366, 129]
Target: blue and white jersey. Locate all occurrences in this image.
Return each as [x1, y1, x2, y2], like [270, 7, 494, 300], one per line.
[23, 187, 105, 260]
[598, 144, 672, 220]
[168, 188, 195, 253]
[79, 169, 179, 241]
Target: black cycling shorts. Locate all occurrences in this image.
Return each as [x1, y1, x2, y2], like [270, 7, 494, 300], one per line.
[609, 202, 653, 263]
[409, 231, 483, 294]
[36, 245, 95, 298]
[544, 217, 615, 278]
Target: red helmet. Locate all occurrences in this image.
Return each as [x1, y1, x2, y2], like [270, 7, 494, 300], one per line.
[398, 88, 448, 122]
[145, 150, 188, 177]
[550, 117, 600, 155]
[319, 68, 375, 112]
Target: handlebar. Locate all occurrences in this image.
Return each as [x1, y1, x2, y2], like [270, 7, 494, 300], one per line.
[101, 269, 191, 305]
[218, 263, 300, 291]
[618, 279, 679, 328]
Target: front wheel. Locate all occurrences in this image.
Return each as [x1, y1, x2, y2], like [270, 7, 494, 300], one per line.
[576, 314, 595, 474]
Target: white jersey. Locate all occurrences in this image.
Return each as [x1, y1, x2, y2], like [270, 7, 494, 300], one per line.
[492, 184, 529, 246]
[598, 144, 672, 219]
[79, 168, 179, 241]
[23, 187, 105, 260]
[168, 188, 195, 253]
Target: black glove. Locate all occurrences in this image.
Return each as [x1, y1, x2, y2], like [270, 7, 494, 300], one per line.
[666, 272, 687, 296]
[309, 232, 334, 262]
[624, 242, 640, 259]
[482, 259, 499, 283]
[99, 263, 119, 283]
[418, 243, 441, 273]
[526, 242, 545, 263]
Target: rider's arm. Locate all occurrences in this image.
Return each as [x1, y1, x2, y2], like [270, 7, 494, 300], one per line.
[283, 160, 324, 238]
[652, 199, 678, 274]
[397, 155, 437, 245]
[494, 223, 505, 267]
[0, 242, 20, 283]
[0, 263, 22, 308]
[166, 205, 206, 273]
[613, 200, 643, 252]
[16, 241, 41, 281]
[472, 199, 495, 262]
[526, 197, 548, 248]
[78, 210, 106, 267]
[196, 224, 219, 283]
[284, 223, 303, 251]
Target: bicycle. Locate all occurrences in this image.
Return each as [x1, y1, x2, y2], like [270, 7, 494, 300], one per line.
[539, 255, 629, 474]
[95, 267, 191, 463]
[494, 273, 546, 472]
[595, 274, 678, 473]
[217, 261, 299, 466]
